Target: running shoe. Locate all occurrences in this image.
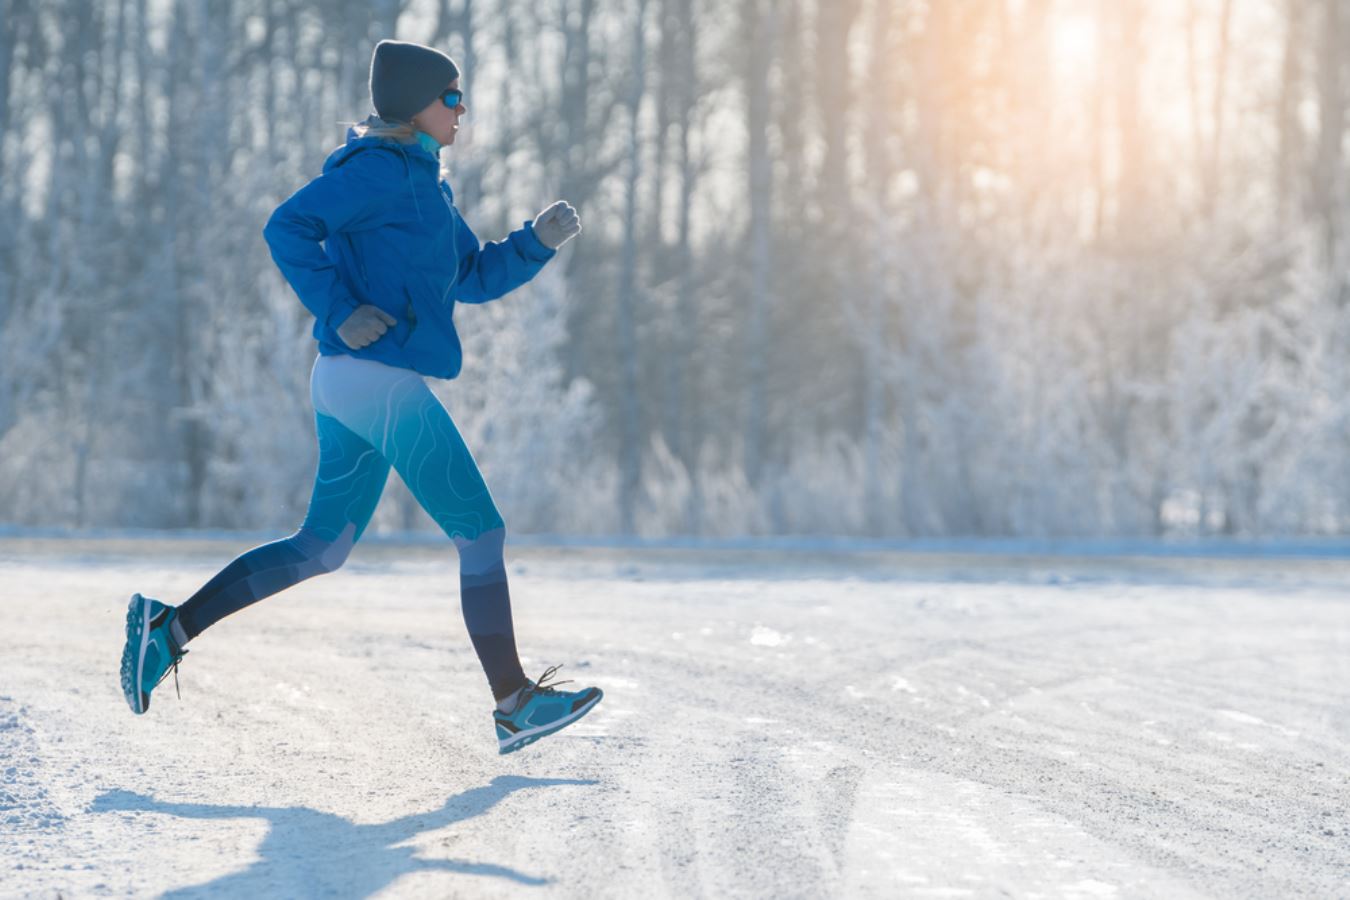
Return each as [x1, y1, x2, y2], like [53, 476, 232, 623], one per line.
[494, 665, 602, 755]
[120, 593, 187, 715]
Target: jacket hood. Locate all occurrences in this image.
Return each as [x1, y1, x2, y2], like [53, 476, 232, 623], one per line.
[322, 114, 439, 174]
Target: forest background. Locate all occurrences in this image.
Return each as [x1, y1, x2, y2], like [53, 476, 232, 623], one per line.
[2, 0, 1346, 540]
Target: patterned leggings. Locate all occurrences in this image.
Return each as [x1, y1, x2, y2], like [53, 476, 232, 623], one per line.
[174, 354, 527, 701]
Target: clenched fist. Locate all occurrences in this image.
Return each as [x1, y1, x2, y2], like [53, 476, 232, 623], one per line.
[532, 201, 582, 250]
[337, 304, 397, 349]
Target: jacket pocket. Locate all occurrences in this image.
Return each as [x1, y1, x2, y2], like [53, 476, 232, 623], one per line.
[399, 292, 461, 379]
[393, 287, 418, 348]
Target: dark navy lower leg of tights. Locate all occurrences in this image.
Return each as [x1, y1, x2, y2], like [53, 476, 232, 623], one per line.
[455, 527, 527, 701]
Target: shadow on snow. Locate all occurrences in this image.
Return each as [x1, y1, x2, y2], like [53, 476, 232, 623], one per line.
[91, 774, 597, 897]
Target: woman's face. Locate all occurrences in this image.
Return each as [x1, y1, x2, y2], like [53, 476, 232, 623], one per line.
[410, 77, 466, 147]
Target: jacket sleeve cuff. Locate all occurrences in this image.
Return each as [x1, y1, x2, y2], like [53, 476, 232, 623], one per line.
[325, 296, 361, 330]
[519, 220, 558, 262]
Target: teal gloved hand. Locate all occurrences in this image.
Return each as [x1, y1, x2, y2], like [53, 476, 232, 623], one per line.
[336, 304, 397, 350]
[532, 201, 582, 250]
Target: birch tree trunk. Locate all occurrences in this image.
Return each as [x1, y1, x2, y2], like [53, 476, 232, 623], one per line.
[742, 0, 775, 492]
[1276, 0, 1306, 225]
[1313, 0, 1343, 261]
[617, 0, 649, 534]
[672, 0, 704, 534]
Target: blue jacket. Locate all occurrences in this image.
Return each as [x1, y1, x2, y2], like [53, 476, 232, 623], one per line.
[263, 123, 555, 379]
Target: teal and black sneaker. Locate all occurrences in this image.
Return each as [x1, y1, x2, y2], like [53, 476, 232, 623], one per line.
[494, 665, 602, 755]
[120, 593, 187, 715]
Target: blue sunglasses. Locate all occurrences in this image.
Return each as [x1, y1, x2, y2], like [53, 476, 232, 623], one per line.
[440, 88, 464, 109]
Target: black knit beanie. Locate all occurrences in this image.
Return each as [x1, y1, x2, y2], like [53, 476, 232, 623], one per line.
[369, 40, 460, 123]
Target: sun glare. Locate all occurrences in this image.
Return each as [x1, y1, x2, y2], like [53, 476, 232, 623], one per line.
[1052, 15, 1098, 76]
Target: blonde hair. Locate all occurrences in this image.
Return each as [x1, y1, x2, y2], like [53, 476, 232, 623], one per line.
[337, 117, 448, 179]
[343, 118, 418, 142]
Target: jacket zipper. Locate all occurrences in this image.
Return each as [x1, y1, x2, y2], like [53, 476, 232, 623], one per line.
[439, 183, 460, 303]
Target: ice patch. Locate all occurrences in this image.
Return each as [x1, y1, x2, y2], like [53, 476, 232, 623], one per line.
[1217, 709, 1301, 738]
[750, 626, 788, 647]
[892, 677, 918, 694]
[955, 685, 991, 708]
[596, 676, 640, 691]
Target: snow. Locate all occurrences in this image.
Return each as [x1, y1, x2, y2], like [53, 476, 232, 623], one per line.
[1, 535, 1348, 898]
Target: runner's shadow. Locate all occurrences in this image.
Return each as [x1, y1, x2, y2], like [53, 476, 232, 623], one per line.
[91, 775, 596, 897]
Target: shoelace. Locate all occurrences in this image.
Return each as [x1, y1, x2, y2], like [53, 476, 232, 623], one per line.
[524, 664, 574, 700]
[153, 649, 188, 701]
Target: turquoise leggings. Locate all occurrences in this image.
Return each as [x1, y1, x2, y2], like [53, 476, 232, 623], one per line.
[304, 353, 503, 544]
[175, 354, 527, 700]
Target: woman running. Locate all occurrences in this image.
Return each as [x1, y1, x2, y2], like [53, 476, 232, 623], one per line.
[119, 39, 602, 755]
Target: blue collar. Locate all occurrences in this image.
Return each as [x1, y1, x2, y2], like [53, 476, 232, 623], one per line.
[416, 131, 442, 155]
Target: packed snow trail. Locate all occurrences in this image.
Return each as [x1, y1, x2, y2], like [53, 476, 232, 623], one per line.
[2, 536, 1348, 898]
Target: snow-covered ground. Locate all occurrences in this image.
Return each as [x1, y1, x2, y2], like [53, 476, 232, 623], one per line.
[2, 535, 1348, 898]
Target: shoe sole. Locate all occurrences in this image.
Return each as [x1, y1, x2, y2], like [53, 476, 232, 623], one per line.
[497, 689, 603, 755]
[119, 593, 152, 715]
